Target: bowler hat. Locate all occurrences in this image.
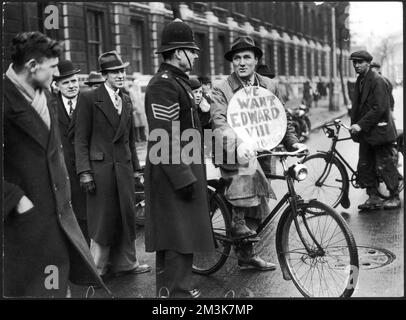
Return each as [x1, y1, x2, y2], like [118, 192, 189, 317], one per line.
[370, 61, 381, 68]
[256, 64, 275, 79]
[156, 18, 200, 54]
[189, 77, 202, 90]
[98, 50, 129, 72]
[349, 50, 373, 62]
[84, 71, 105, 86]
[224, 36, 263, 62]
[54, 60, 80, 80]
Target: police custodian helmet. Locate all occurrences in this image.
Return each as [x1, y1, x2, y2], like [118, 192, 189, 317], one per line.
[156, 18, 200, 54]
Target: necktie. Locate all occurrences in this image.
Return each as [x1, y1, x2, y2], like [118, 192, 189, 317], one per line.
[114, 91, 122, 115]
[68, 99, 73, 117]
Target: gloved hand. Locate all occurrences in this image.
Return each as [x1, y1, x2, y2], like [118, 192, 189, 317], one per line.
[80, 172, 96, 194]
[177, 183, 195, 200]
[237, 142, 256, 164]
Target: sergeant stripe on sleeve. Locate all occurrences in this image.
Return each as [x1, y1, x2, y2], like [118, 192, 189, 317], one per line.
[151, 103, 180, 121]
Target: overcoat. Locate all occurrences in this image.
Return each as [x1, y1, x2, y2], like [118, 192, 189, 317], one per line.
[55, 93, 87, 221]
[3, 77, 107, 297]
[74, 84, 140, 245]
[350, 69, 397, 145]
[144, 63, 215, 254]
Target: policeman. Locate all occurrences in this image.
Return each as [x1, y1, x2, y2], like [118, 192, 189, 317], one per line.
[349, 50, 400, 210]
[144, 18, 214, 298]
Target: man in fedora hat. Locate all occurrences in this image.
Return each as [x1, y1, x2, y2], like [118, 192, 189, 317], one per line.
[144, 18, 214, 298]
[53, 60, 89, 242]
[84, 71, 105, 88]
[75, 50, 151, 280]
[211, 35, 306, 271]
[349, 50, 400, 210]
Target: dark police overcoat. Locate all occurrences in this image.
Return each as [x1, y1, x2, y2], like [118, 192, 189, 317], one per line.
[144, 63, 215, 254]
[4, 77, 107, 297]
[74, 84, 140, 246]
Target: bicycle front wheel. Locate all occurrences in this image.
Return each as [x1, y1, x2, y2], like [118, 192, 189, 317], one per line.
[296, 153, 349, 208]
[277, 200, 359, 297]
[192, 188, 232, 275]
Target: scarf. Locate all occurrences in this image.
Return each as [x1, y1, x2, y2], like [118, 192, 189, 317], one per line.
[6, 64, 51, 129]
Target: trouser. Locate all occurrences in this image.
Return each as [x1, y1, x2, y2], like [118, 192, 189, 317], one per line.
[357, 142, 399, 196]
[90, 232, 139, 276]
[156, 250, 193, 298]
[232, 207, 260, 262]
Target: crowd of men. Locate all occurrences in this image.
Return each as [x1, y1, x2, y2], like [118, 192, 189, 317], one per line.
[3, 17, 401, 298]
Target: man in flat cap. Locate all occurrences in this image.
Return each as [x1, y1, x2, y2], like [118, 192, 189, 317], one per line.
[75, 50, 151, 280]
[144, 18, 214, 298]
[211, 36, 306, 271]
[53, 60, 89, 242]
[349, 50, 400, 210]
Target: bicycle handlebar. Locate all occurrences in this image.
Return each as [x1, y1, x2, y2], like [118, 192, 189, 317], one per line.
[257, 147, 309, 158]
[324, 119, 351, 131]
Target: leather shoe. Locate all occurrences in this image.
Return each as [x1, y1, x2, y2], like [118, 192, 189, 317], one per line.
[383, 195, 401, 210]
[238, 255, 277, 271]
[358, 194, 383, 210]
[114, 264, 151, 277]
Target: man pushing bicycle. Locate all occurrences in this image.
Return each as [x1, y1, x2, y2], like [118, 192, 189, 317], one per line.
[211, 36, 307, 271]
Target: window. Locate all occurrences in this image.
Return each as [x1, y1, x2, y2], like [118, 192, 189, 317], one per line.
[216, 34, 226, 75]
[321, 52, 326, 77]
[298, 47, 304, 76]
[314, 50, 319, 77]
[131, 19, 144, 73]
[289, 46, 295, 76]
[278, 43, 286, 76]
[307, 50, 312, 78]
[86, 10, 104, 72]
[193, 32, 209, 76]
[267, 43, 275, 73]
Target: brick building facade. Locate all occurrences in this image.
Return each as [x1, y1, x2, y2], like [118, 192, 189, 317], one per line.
[3, 2, 354, 90]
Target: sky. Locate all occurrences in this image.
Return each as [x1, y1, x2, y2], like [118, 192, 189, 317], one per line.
[349, 1, 403, 44]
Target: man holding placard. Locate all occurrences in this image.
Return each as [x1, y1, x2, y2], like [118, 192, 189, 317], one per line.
[211, 36, 306, 271]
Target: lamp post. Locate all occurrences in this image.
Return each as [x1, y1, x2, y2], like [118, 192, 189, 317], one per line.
[329, 5, 339, 111]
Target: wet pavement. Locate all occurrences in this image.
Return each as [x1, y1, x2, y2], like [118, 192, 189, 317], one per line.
[71, 88, 404, 298]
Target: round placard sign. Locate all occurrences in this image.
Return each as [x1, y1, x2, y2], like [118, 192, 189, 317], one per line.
[227, 86, 287, 151]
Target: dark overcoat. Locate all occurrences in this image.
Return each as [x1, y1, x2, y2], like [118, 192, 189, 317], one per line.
[55, 93, 87, 221]
[3, 77, 107, 297]
[350, 69, 397, 145]
[144, 63, 215, 254]
[74, 84, 140, 246]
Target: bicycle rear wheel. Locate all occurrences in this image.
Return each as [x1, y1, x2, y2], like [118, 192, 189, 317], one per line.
[277, 200, 359, 297]
[296, 153, 348, 208]
[192, 188, 232, 275]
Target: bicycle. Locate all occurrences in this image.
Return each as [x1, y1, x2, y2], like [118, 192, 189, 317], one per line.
[192, 147, 359, 298]
[134, 167, 146, 226]
[295, 119, 404, 209]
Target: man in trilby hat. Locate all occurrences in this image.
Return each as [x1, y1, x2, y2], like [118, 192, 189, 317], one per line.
[144, 18, 214, 298]
[84, 71, 105, 88]
[75, 50, 151, 280]
[53, 60, 89, 242]
[211, 35, 306, 271]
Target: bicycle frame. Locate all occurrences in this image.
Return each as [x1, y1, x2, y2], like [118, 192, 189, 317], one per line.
[314, 123, 356, 186]
[209, 154, 325, 255]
